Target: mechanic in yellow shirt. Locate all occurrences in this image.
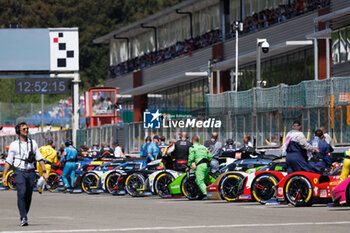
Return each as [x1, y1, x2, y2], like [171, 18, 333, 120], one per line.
[36, 140, 58, 176]
[340, 148, 350, 181]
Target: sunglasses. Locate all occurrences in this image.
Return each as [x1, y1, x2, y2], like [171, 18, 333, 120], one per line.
[21, 128, 29, 131]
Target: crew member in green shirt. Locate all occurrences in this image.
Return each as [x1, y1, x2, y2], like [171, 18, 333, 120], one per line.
[186, 135, 213, 199]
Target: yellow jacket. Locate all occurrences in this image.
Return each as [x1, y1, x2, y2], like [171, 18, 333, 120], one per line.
[39, 145, 58, 165]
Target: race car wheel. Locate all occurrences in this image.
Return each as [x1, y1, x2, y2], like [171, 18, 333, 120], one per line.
[81, 173, 99, 193]
[252, 174, 279, 204]
[219, 173, 243, 202]
[106, 171, 122, 195]
[6, 170, 16, 190]
[46, 172, 60, 192]
[154, 172, 175, 197]
[181, 174, 201, 200]
[285, 175, 313, 207]
[125, 173, 145, 197]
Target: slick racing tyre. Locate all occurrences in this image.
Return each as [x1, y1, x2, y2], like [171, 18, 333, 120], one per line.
[46, 172, 60, 192]
[105, 171, 123, 195]
[154, 172, 175, 197]
[181, 174, 201, 200]
[125, 173, 146, 197]
[6, 170, 16, 190]
[81, 173, 99, 194]
[252, 174, 279, 204]
[285, 175, 313, 207]
[219, 173, 243, 202]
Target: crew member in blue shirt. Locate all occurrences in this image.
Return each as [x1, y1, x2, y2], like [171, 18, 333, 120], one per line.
[60, 140, 78, 191]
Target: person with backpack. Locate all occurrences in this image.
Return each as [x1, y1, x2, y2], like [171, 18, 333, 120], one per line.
[140, 136, 151, 159]
[173, 132, 192, 172]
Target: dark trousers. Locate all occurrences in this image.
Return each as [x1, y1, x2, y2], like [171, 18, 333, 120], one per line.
[286, 152, 317, 174]
[14, 170, 36, 220]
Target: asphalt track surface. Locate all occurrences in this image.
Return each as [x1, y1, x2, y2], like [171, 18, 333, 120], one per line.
[1, 189, 350, 233]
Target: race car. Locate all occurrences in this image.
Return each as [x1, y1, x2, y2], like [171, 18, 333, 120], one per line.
[81, 160, 145, 194]
[46, 159, 107, 192]
[124, 159, 163, 197]
[146, 169, 184, 197]
[80, 160, 125, 193]
[207, 157, 287, 202]
[331, 177, 350, 206]
[275, 165, 343, 206]
[169, 156, 274, 200]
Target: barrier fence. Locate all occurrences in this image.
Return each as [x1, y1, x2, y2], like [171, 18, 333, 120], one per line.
[0, 78, 349, 155]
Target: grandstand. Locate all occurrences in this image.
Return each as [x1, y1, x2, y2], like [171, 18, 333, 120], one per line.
[94, 0, 350, 124]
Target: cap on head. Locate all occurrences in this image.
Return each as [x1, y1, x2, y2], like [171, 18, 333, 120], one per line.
[65, 140, 72, 147]
[226, 139, 233, 145]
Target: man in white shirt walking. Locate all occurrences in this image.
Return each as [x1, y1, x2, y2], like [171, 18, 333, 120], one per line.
[1, 122, 48, 226]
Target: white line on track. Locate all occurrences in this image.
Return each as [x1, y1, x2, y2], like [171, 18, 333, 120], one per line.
[2, 221, 350, 233]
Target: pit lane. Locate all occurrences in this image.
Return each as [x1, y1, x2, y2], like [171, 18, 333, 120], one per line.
[0, 190, 350, 233]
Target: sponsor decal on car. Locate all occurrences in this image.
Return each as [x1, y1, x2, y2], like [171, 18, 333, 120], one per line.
[319, 189, 327, 198]
[239, 195, 251, 199]
[278, 187, 283, 196]
[171, 185, 180, 190]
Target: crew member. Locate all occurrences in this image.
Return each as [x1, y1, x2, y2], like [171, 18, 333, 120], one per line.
[340, 148, 350, 181]
[100, 142, 114, 158]
[205, 132, 222, 173]
[140, 136, 151, 158]
[186, 135, 213, 200]
[60, 140, 78, 191]
[173, 132, 192, 172]
[282, 120, 319, 174]
[146, 135, 160, 163]
[309, 129, 331, 172]
[158, 136, 167, 159]
[112, 141, 123, 158]
[37, 139, 57, 193]
[1, 122, 48, 226]
[223, 139, 235, 152]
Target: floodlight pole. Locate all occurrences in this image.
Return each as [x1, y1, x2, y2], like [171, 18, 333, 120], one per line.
[234, 21, 243, 92]
[41, 94, 44, 133]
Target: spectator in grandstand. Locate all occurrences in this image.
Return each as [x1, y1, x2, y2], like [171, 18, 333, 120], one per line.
[140, 136, 152, 159]
[282, 120, 319, 174]
[109, 0, 329, 79]
[173, 132, 192, 172]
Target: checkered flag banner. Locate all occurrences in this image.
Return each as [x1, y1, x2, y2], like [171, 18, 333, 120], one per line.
[49, 29, 79, 71]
